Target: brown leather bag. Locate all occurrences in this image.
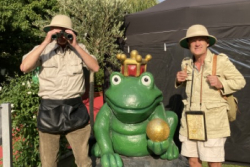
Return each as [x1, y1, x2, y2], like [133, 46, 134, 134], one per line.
[212, 55, 238, 122]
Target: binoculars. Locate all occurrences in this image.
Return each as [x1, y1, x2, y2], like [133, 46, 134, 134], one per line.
[52, 31, 73, 40]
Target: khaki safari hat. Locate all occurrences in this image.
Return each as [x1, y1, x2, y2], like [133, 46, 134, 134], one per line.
[43, 15, 78, 35]
[179, 24, 217, 49]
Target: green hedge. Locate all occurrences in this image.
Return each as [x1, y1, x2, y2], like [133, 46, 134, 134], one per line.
[0, 73, 40, 166]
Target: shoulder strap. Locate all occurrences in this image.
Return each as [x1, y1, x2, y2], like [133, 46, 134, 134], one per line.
[212, 55, 227, 99]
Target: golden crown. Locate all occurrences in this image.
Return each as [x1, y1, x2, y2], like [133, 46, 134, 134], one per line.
[116, 50, 152, 77]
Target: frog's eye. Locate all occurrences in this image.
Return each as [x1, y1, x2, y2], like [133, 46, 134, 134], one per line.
[141, 76, 151, 86]
[112, 75, 121, 85]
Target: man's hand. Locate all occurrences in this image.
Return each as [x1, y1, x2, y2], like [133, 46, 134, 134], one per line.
[44, 29, 62, 45]
[176, 70, 187, 84]
[65, 29, 77, 47]
[206, 75, 223, 89]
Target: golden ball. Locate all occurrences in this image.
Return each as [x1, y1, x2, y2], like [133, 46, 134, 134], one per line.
[146, 118, 170, 142]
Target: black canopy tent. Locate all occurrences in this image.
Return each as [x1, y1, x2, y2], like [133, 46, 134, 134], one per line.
[125, 0, 250, 45]
[123, 0, 250, 164]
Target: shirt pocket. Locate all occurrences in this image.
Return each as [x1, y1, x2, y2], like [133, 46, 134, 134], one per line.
[41, 60, 58, 78]
[205, 103, 228, 130]
[67, 60, 83, 76]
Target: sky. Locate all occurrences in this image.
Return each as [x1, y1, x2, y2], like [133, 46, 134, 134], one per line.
[158, 0, 165, 2]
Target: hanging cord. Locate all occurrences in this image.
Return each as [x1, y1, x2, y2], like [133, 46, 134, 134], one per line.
[189, 63, 195, 110]
[200, 64, 205, 111]
[189, 61, 204, 111]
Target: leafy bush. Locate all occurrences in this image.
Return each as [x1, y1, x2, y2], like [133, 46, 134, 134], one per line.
[0, 73, 40, 167]
[0, 73, 71, 166]
[94, 68, 104, 92]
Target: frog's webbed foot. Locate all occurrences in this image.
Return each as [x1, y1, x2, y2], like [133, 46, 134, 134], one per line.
[101, 153, 123, 167]
[160, 140, 179, 160]
[91, 143, 101, 157]
[91, 144, 123, 167]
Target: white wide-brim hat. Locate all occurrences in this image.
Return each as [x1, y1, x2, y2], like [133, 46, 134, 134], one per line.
[179, 24, 217, 49]
[43, 15, 78, 35]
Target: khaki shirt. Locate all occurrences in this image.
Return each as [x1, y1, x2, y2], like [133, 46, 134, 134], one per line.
[24, 41, 96, 99]
[177, 49, 246, 139]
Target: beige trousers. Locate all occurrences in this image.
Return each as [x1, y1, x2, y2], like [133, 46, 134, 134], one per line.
[39, 124, 92, 167]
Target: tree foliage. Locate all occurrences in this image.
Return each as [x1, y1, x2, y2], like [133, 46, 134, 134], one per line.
[54, 0, 128, 70]
[0, 0, 58, 82]
[126, 0, 157, 13]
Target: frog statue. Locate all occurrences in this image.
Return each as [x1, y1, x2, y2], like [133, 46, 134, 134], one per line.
[92, 50, 179, 167]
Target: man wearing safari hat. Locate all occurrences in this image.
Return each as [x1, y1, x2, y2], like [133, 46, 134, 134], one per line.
[21, 14, 99, 167]
[176, 24, 245, 167]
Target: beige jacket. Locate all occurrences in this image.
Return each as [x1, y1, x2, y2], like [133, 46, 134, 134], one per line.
[177, 49, 246, 139]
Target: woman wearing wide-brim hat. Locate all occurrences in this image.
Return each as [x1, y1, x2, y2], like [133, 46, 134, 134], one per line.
[20, 14, 99, 167]
[175, 24, 246, 167]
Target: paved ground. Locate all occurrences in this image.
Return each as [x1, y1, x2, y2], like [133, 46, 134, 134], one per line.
[58, 153, 189, 167]
[95, 155, 189, 167]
